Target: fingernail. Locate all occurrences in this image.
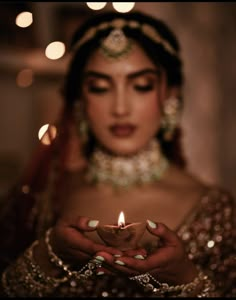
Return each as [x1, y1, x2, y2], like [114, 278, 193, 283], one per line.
[134, 254, 145, 260]
[113, 254, 121, 257]
[114, 260, 125, 266]
[97, 271, 105, 275]
[95, 255, 105, 262]
[147, 220, 156, 229]
[88, 220, 99, 228]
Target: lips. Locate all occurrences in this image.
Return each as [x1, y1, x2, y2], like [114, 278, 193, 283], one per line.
[109, 124, 136, 137]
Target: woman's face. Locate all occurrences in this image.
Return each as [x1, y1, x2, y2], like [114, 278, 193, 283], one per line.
[81, 41, 169, 155]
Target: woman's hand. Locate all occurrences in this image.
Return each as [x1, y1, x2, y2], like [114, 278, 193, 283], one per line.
[50, 215, 123, 267]
[94, 220, 198, 285]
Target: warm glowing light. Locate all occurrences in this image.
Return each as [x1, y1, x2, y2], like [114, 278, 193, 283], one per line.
[86, 2, 107, 10]
[38, 124, 57, 145]
[16, 69, 33, 88]
[118, 211, 125, 227]
[112, 2, 135, 13]
[207, 240, 215, 248]
[21, 185, 30, 194]
[45, 41, 66, 60]
[15, 11, 33, 28]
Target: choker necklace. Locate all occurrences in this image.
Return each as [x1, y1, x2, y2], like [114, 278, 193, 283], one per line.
[85, 139, 169, 188]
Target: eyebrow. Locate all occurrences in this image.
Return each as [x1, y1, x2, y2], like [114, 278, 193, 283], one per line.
[83, 68, 161, 81]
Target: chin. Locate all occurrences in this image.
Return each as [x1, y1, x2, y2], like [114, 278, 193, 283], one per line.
[101, 140, 149, 156]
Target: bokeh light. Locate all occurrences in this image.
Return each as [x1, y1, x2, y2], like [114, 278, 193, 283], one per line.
[45, 41, 66, 60]
[38, 124, 57, 145]
[86, 2, 107, 10]
[15, 11, 33, 28]
[112, 2, 135, 13]
[16, 69, 34, 88]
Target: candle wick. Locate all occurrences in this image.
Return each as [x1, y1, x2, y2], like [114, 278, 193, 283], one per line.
[119, 223, 125, 229]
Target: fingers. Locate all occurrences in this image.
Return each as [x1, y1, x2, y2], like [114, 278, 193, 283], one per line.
[62, 228, 118, 255]
[93, 250, 149, 275]
[122, 248, 147, 260]
[66, 247, 91, 263]
[146, 220, 179, 246]
[52, 222, 123, 262]
[95, 266, 114, 276]
[59, 215, 100, 232]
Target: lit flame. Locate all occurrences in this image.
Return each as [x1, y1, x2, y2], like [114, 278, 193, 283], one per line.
[118, 211, 125, 227]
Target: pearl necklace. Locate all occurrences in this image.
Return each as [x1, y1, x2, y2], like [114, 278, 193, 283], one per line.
[85, 139, 169, 188]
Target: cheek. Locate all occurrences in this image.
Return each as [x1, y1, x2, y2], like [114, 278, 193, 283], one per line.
[86, 100, 108, 126]
[138, 97, 161, 125]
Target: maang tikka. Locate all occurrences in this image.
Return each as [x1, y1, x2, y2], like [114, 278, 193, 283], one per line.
[100, 27, 133, 59]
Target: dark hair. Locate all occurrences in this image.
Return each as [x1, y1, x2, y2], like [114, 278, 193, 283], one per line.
[62, 11, 186, 168]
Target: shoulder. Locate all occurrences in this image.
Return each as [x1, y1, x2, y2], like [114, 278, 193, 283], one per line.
[163, 164, 207, 196]
[165, 164, 235, 209]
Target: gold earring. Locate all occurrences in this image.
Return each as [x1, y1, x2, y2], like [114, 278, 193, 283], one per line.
[161, 96, 181, 141]
[74, 101, 89, 145]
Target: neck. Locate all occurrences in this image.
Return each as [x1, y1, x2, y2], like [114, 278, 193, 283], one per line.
[85, 139, 169, 188]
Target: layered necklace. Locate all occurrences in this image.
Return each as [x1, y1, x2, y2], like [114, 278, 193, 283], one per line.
[85, 139, 169, 188]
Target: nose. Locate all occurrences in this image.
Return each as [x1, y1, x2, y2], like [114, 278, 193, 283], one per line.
[111, 88, 131, 117]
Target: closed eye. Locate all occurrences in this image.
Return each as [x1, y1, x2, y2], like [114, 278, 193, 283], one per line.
[88, 86, 109, 94]
[134, 84, 154, 92]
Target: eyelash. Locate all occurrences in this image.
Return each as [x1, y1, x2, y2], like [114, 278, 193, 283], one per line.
[88, 86, 108, 94]
[134, 84, 154, 92]
[87, 83, 155, 94]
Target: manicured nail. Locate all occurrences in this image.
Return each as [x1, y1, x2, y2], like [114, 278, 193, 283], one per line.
[114, 260, 125, 266]
[95, 255, 105, 262]
[97, 271, 105, 275]
[134, 254, 145, 260]
[113, 254, 121, 257]
[147, 220, 157, 229]
[88, 220, 99, 228]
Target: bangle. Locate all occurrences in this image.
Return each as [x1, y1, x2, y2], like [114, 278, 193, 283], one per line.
[129, 270, 216, 297]
[45, 227, 71, 274]
[45, 227, 103, 280]
[1, 240, 68, 297]
[2, 230, 104, 297]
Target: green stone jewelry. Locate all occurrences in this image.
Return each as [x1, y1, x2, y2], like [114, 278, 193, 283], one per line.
[85, 139, 169, 188]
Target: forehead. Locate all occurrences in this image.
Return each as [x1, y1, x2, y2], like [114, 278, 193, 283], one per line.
[84, 41, 157, 77]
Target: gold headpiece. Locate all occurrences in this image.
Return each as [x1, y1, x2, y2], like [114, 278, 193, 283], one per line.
[100, 28, 133, 59]
[72, 18, 180, 59]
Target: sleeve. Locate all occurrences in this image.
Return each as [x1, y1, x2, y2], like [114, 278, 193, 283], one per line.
[184, 188, 236, 297]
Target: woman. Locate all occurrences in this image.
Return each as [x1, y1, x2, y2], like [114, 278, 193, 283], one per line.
[0, 11, 235, 297]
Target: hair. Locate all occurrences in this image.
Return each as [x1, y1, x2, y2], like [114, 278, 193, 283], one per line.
[62, 11, 186, 168]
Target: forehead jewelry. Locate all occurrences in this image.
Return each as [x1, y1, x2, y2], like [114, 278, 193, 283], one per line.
[100, 28, 133, 59]
[73, 18, 179, 59]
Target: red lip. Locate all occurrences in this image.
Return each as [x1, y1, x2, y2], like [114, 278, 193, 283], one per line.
[109, 124, 136, 137]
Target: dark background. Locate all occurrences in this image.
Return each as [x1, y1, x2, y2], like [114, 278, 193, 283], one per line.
[0, 2, 236, 198]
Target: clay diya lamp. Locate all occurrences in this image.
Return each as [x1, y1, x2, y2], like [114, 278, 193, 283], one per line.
[96, 211, 146, 251]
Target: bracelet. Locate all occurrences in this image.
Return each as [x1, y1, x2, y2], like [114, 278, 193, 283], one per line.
[2, 231, 104, 297]
[1, 240, 68, 297]
[45, 227, 103, 280]
[129, 270, 216, 297]
[45, 228, 71, 274]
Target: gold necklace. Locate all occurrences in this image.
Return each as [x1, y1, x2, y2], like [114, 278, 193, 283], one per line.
[85, 139, 169, 188]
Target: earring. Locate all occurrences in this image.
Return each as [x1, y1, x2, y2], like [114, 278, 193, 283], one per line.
[161, 96, 181, 141]
[74, 101, 89, 145]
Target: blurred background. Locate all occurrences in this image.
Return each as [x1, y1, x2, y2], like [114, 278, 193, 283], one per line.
[0, 2, 236, 198]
